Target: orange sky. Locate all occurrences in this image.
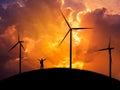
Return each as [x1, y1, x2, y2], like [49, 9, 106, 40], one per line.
[0, 0, 120, 80]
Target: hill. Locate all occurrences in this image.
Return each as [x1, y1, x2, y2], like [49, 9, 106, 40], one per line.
[0, 68, 120, 89]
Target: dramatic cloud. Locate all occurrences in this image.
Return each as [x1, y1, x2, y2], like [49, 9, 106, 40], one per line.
[0, 0, 14, 4]
[83, 0, 120, 14]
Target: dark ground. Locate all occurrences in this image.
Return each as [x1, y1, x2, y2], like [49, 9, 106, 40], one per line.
[0, 68, 120, 89]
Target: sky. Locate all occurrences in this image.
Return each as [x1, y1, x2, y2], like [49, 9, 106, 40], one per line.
[0, 0, 120, 80]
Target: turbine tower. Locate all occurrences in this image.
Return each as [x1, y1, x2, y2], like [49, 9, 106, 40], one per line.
[96, 38, 114, 78]
[58, 9, 93, 69]
[9, 31, 25, 74]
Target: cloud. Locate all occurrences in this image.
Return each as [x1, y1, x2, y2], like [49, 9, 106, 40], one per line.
[0, 0, 14, 4]
[63, 0, 86, 11]
[0, 3, 21, 34]
[62, 0, 86, 21]
[82, 0, 120, 14]
[81, 7, 120, 47]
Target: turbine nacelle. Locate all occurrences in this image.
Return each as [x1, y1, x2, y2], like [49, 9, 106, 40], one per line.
[19, 41, 24, 43]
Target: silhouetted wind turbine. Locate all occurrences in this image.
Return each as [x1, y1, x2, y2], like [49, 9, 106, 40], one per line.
[96, 38, 114, 78]
[58, 9, 93, 69]
[9, 31, 25, 74]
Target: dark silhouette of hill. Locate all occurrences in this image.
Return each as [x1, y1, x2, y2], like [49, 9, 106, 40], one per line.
[0, 68, 120, 89]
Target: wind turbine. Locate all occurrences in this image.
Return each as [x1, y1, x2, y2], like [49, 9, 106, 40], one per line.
[96, 38, 114, 78]
[9, 31, 25, 74]
[58, 9, 93, 69]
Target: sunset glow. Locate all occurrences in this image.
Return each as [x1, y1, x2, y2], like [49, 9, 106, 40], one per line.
[56, 57, 84, 69]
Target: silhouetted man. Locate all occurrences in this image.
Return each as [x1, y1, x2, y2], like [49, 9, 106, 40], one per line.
[39, 58, 46, 69]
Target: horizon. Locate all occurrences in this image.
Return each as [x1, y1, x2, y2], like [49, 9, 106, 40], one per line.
[1, 68, 120, 81]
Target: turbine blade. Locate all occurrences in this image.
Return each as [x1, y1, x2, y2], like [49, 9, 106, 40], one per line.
[17, 31, 20, 41]
[59, 9, 71, 29]
[97, 48, 108, 51]
[72, 28, 93, 30]
[38, 58, 40, 61]
[20, 43, 25, 51]
[110, 48, 114, 50]
[57, 30, 70, 48]
[8, 42, 19, 52]
[108, 37, 111, 48]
